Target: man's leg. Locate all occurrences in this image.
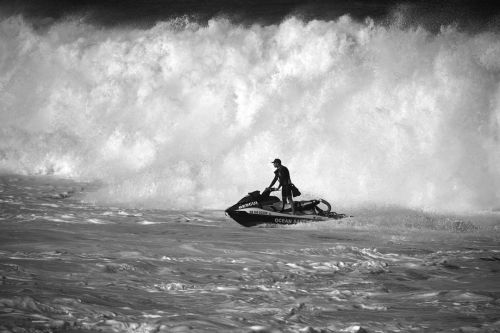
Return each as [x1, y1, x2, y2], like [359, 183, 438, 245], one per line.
[288, 195, 295, 215]
[281, 191, 286, 212]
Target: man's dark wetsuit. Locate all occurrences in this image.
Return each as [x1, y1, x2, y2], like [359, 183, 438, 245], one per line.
[271, 165, 292, 197]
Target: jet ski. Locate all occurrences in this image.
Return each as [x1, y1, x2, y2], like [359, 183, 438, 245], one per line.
[225, 188, 349, 227]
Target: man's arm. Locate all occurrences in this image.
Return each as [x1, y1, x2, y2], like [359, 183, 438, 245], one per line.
[268, 174, 278, 189]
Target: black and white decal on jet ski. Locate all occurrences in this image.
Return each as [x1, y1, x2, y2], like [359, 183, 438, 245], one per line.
[225, 188, 349, 227]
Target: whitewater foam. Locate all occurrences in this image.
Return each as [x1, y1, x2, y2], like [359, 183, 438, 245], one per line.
[0, 15, 499, 212]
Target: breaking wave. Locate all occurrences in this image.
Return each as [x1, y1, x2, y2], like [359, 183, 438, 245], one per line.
[1, 15, 499, 211]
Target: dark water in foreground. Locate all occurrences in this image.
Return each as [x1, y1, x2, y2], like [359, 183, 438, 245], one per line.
[1, 175, 500, 333]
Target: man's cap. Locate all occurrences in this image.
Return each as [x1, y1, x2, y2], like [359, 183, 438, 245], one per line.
[271, 158, 281, 164]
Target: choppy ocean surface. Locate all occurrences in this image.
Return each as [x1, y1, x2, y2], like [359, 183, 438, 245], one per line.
[1, 174, 499, 332]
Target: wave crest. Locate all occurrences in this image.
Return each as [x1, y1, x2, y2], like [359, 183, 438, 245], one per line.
[1, 16, 499, 211]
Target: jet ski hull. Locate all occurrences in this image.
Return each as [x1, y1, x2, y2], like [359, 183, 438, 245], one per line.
[227, 208, 346, 227]
[227, 208, 345, 228]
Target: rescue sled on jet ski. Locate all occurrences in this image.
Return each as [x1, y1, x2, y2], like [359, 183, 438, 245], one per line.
[225, 188, 349, 227]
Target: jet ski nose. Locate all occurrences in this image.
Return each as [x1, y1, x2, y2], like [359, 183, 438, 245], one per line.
[225, 203, 239, 213]
[224, 206, 235, 216]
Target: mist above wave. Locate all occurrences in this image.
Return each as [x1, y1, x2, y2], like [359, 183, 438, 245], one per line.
[0, 15, 499, 211]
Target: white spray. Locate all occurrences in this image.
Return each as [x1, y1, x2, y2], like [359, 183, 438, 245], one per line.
[0, 15, 499, 211]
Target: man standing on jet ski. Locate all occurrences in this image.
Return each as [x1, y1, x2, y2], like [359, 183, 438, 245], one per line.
[267, 158, 295, 215]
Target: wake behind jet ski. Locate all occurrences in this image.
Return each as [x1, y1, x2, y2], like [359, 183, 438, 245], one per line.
[225, 188, 349, 227]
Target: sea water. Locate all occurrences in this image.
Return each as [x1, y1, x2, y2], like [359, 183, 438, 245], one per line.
[1, 2, 500, 332]
[1, 175, 499, 332]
